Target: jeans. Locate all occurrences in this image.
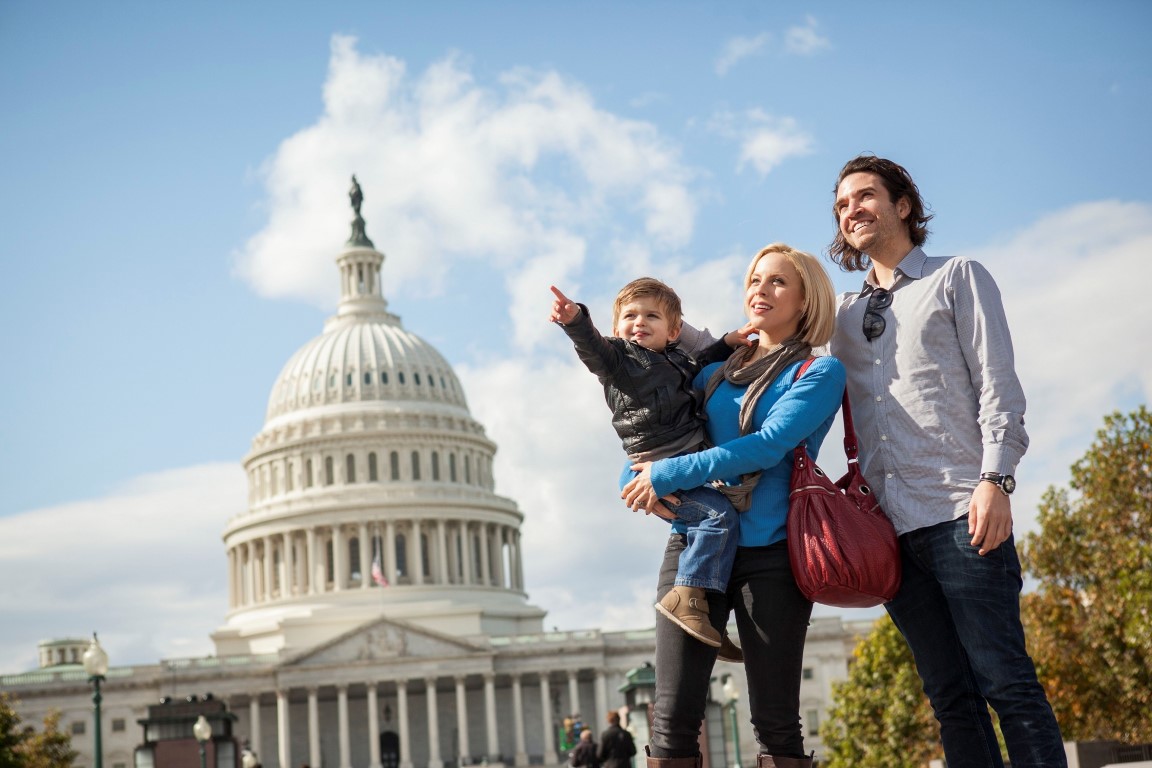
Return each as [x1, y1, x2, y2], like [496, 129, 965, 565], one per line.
[666, 485, 739, 593]
[650, 536, 813, 760]
[886, 517, 1066, 768]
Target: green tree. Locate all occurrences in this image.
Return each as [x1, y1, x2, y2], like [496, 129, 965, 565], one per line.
[820, 616, 941, 768]
[1020, 405, 1152, 743]
[0, 694, 77, 768]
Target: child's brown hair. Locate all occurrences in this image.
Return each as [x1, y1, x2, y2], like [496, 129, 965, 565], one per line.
[611, 277, 683, 332]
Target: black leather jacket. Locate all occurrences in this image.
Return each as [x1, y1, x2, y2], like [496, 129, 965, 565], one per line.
[559, 305, 731, 456]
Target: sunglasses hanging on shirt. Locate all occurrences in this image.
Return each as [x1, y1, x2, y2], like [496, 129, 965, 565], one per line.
[862, 287, 892, 341]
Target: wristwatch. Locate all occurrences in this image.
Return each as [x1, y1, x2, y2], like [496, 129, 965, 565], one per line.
[980, 472, 1016, 496]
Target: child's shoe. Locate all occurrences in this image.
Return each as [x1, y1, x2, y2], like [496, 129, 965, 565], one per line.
[655, 586, 722, 647]
[717, 633, 744, 663]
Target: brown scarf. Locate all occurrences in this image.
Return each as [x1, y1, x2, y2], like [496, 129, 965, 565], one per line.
[703, 336, 812, 512]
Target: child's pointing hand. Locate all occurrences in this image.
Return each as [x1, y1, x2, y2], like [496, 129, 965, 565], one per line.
[549, 285, 582, 325]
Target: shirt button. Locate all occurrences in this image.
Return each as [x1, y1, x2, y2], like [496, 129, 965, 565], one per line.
[874, 359, 881, 365]
[886, 473, 894, 479]
[875, 395, 882, 401]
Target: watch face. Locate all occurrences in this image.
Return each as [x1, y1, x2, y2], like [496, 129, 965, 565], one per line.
[1001, 475, 1016, 494]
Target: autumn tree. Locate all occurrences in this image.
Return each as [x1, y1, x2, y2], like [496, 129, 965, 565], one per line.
[820, 616, 941, 768]
[0, 694, 76, 768]
[1020, 405, 1152, 743]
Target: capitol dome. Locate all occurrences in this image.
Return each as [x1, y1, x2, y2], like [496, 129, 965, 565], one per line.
[213, 181, 545, 656]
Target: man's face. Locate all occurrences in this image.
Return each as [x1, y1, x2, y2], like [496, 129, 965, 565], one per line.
[835, 171, 912, 256]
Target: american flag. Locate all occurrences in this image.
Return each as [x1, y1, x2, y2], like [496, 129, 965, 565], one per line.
[371, 554, 389, 587]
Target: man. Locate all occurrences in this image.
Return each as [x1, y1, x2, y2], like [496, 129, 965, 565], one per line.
[598, 710, 636, 768]
[827, 155, 1065, 768]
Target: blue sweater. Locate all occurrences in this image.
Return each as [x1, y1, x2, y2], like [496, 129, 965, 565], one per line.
[649, 356, 846, 548]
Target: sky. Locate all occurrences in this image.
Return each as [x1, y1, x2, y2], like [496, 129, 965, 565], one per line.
[1, 1, 1150, 673]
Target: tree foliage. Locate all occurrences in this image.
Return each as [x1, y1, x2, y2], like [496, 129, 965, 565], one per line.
[1020, 405, 1152, 743]
[0, 694, 77, 768]
[820, 616, 941, 768]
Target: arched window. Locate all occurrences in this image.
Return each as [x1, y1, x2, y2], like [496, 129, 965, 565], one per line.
[415, 372, 421, 386]
[432, 452, 440, 481]
[420, 532, 432, 578]
[390, 451, 400, 480]
[346, 454, 356, 483]
[411, 451, 421, 481]
[449, 454, 457, 482]
[305, 459, 314, 489]
[368, 452, 378, 482]
[286, 461, 294, 492]
[324, 456, 335, 486]
[326, 538, 335, 584]
[399, 371, 406, 384]
[465, 455, 472, 484]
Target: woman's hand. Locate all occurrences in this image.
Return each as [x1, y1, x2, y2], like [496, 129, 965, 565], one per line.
[622, 462, 678, 520]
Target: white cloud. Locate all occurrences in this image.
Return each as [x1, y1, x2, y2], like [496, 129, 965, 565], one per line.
[714, 33, 772, 76]
[0, 464, 246, 671]
[234, 34, 696, 337]
[711, 109, 815, 177]
[784, 16, 831, 56]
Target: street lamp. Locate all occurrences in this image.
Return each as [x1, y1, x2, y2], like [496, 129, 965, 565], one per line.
[81, 633, 109, 768]
[193, 714, 212, 768]
[722, 675, 741, 768]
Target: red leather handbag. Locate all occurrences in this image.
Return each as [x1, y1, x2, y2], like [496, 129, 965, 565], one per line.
[787, 360, 901, 607]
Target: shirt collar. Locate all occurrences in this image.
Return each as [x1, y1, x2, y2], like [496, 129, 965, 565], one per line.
[860, 246, 928, 294]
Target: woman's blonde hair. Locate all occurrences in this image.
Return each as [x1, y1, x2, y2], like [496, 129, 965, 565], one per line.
[744, 243, 836, 347]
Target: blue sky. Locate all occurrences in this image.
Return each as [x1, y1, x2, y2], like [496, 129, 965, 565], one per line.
[2, 1, 1150, 671]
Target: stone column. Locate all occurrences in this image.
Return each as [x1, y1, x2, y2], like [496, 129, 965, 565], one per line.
[385, 520, 398, 584]
[413, 521, 425, 586]
[594, 670, 608, 734]
[461, 523, 474, 586]
[494, 528, 506, 589]
[276, 689, 290, 768]
[338, 684, 351, 768]
[483, 673, 500, 765]
[306, 527, 319, 595]
[479, 525, 492, 586]
[307, 688, 321, 768]
[511, 674, 527, 766]
[398, 680, 413, 768]
[455, 676, 470, 763]
[279, 532, 291, 597]
[425, 678, 442, 768]
[367, 681, 382, 768]
[539, 675, 558, 765]
[245, 542, 257, 605]
[436, 520, 449, 584]
[567, 672, 581, 725]
[333, 525, 346, 592]
[248, 696, 262, 756]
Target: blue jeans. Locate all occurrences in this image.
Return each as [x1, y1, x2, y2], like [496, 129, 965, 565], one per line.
[665, 485, 739, 593]
[886, 517, 1066, 768]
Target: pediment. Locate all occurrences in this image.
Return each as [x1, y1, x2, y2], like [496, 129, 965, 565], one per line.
[284, 616, 488, 667]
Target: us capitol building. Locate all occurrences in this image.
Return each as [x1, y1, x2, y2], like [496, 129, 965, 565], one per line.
[2, 185, 871, 768]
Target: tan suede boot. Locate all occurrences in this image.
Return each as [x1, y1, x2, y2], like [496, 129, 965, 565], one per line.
[717, 632, 744, 663]
[645, 746, 702, 768]
[655, 586, 722, 647]
[756, 752, 814, 768]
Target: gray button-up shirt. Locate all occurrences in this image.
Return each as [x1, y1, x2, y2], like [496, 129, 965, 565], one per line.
[830, 247, 1029, 535]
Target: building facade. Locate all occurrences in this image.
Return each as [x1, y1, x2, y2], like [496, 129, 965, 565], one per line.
[2, 190, 872, 768]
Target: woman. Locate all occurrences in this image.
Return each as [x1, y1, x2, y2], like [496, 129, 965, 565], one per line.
[622, 243, 845, 768]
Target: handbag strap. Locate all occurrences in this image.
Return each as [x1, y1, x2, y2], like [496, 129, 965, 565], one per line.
[792, 357, 861, 464]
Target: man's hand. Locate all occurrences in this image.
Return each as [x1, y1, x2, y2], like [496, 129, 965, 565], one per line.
[968, 481, 1013, 556]
[723, 322, 757, 349]
[549, 285, 582, 326]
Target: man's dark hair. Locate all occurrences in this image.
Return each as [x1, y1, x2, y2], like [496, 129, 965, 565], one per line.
[829, 154, 933, 272]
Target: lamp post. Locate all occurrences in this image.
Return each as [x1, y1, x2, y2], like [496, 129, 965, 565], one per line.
[193, 714, 212, 768]
[722, 675, 741, 768]
[81, 633, 109, 768]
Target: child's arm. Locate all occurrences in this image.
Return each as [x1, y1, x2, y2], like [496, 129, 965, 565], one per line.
[549, 285, 626, 379]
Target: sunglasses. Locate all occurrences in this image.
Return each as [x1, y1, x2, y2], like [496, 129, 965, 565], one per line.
[862, 288, 892, 341]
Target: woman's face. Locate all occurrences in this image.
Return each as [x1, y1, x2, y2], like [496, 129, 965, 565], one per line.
[744, 251, 805, 344]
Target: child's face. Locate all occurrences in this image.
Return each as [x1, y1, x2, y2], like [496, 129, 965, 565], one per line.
[613, 297, 681, 352]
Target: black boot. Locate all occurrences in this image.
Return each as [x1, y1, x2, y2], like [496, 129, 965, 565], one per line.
[756, 752, 814, 768]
